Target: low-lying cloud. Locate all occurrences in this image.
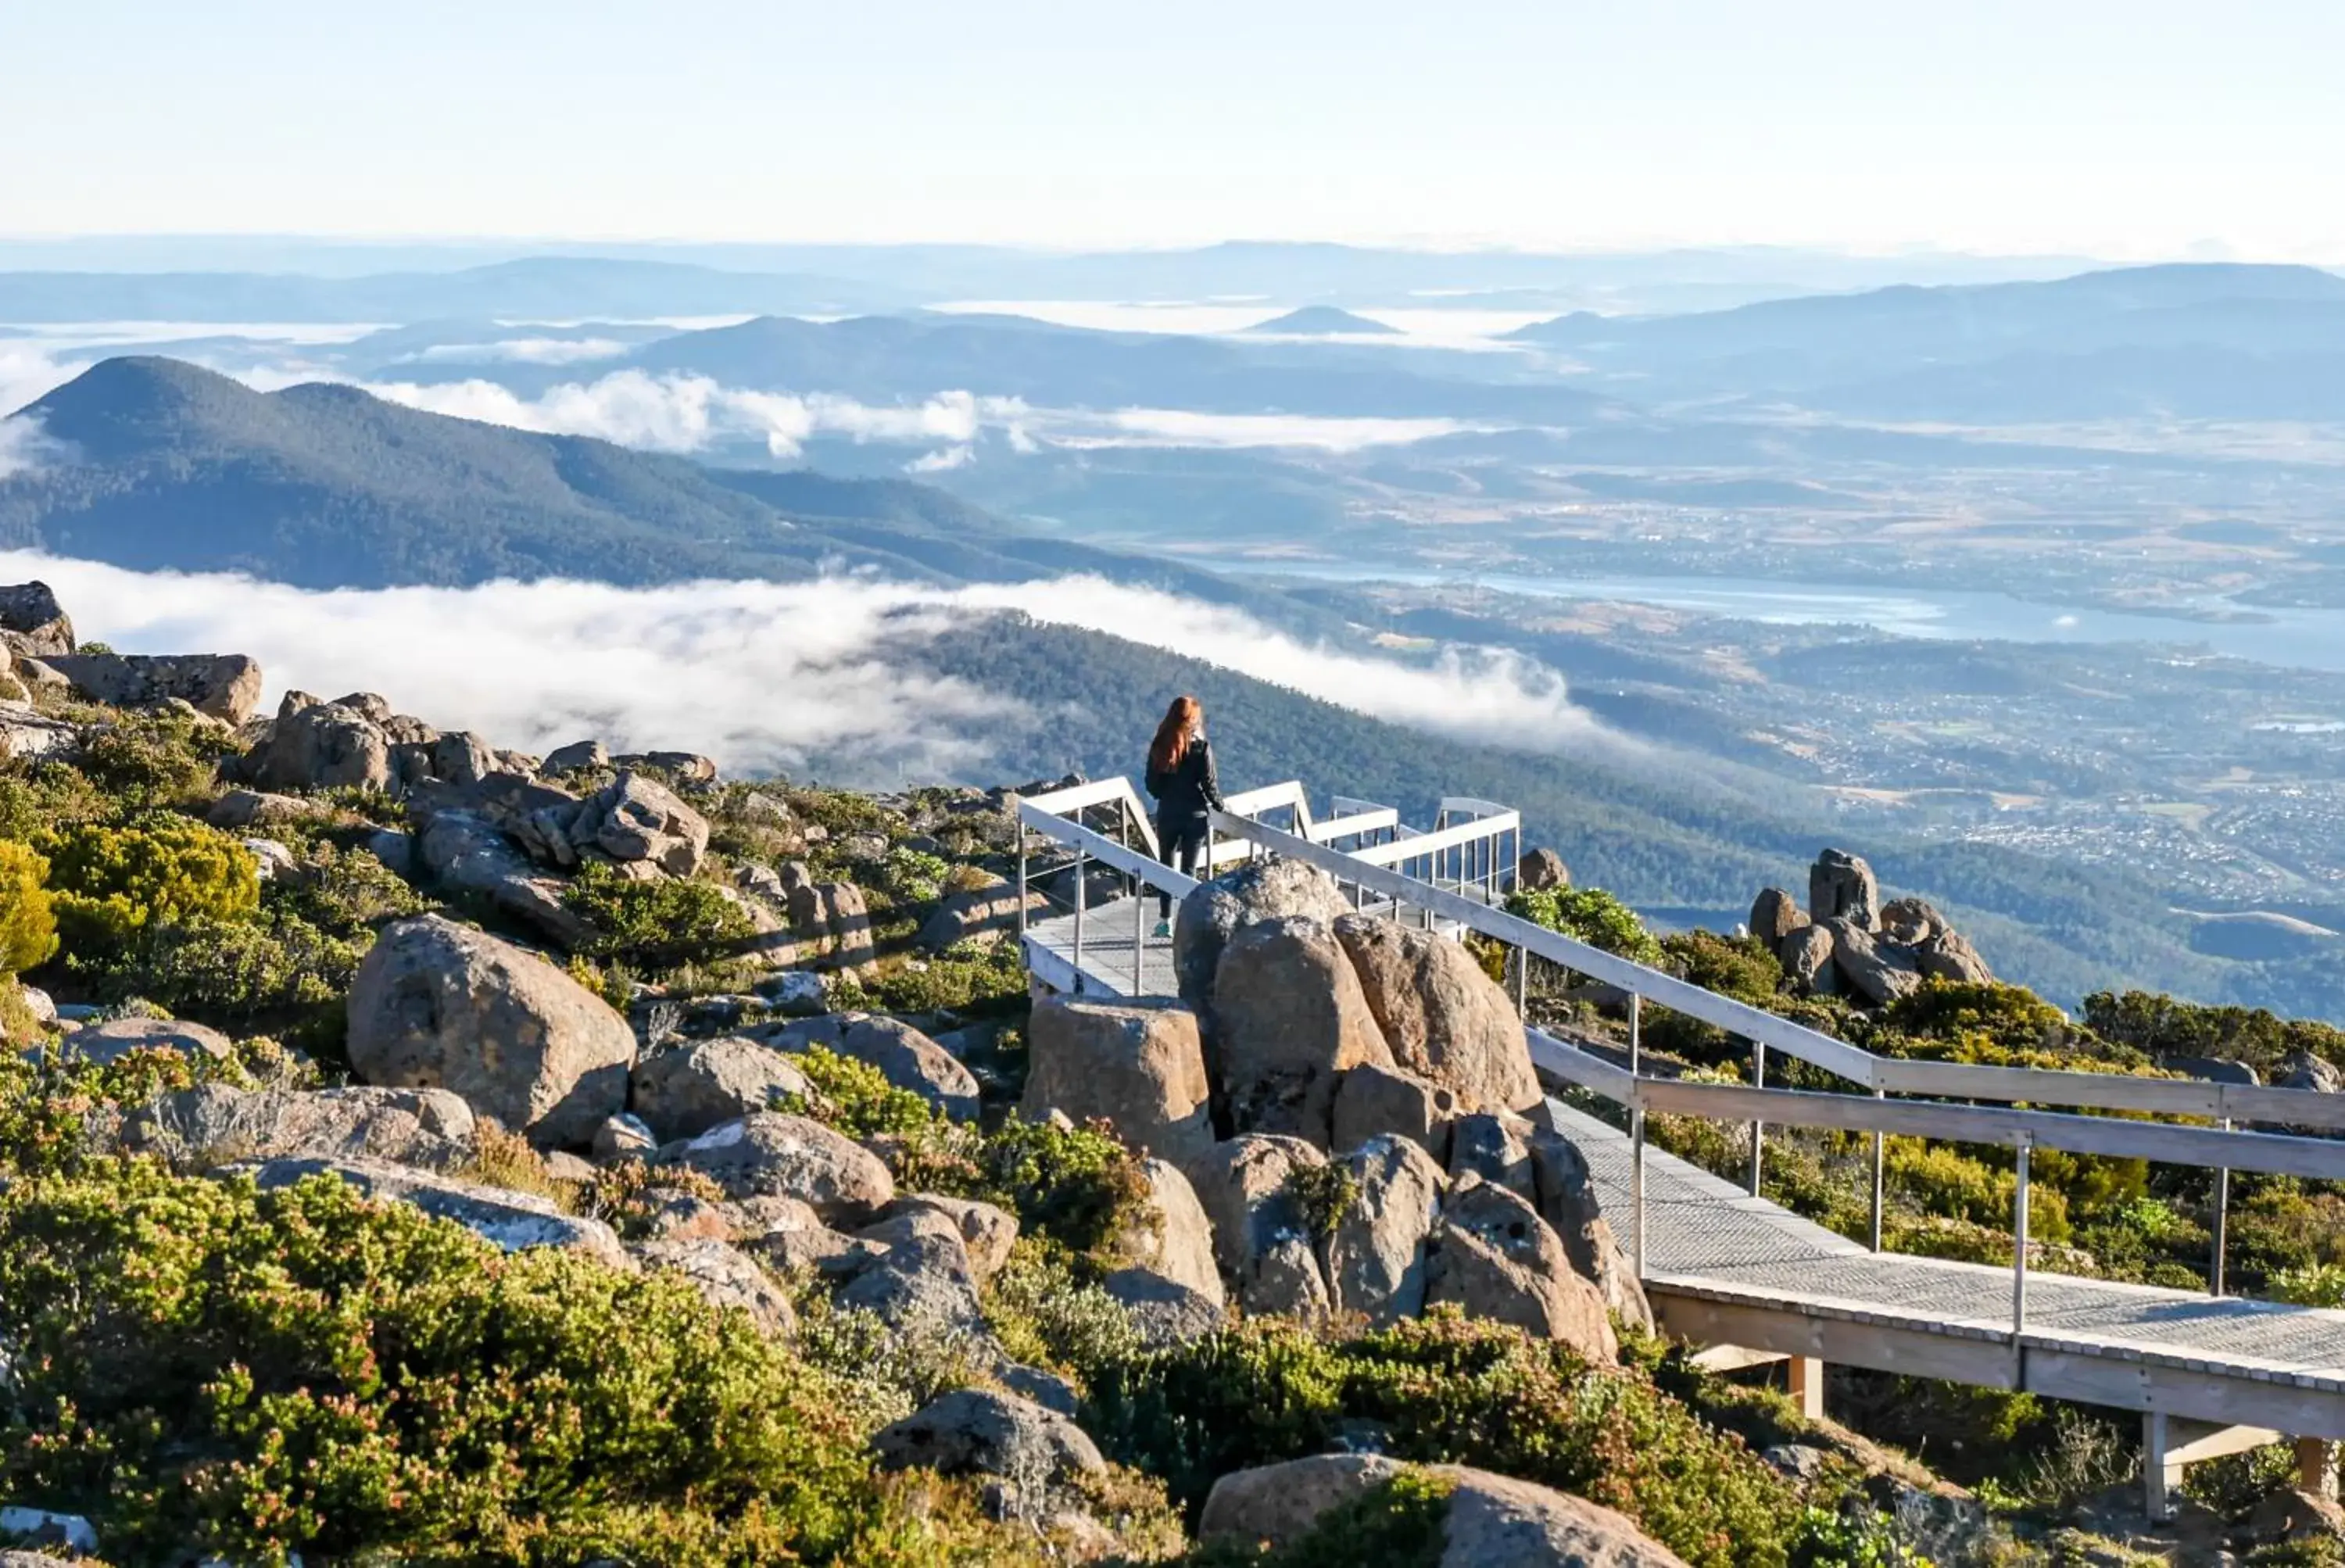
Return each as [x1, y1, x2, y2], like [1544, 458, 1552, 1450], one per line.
[5, 551, 1609, 786]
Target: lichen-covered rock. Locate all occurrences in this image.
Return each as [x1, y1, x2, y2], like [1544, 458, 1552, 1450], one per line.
[252, 696, 394, 792]
[347, 915, 635, 1147]
[630, 1036, 812, 1143]
[1111, 1156, 1223, 1305]
[1528, 1124, 1653, 1330]
[48, 650, 263, 724]
[836, 1229, 985, 1334]
[1332, 1060, 1458, 1161]
[1810, 848, 1880, 929]
[231, 1155, 628, 1266]
[1102, 1267, 1226, 1348]
[872, 1388, 1104, 1483]
[414, 811, 593, 948]
[1334, 913, 1538, 1116]
[120, 1083, 478, 1171]
[1172, 857, 1352, 1022]
[1426, 1176, 1617, 1362]
[1780, 922, 1839, 993]
[1185, 1133, 1330, 1319]
[761, 1011, 978, 1122]
[571, 769, 709, 875]
[1448, 1110, 1538, 1205]
[629, 1237, 794, 1335]
[1323, 1133, 1445, 1324]
[1822, 917, 1922, 1007]
[883, 1193, 1020, 1280]
[1214, 915, 1394, 1145]
[1022, 995, 1214, 1165]
[663, 1112, 894, 1223]
[52, 1015, 234, 1067]
[1749, 887, 1809, 946]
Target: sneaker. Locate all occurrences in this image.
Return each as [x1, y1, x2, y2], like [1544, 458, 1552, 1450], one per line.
[1152, 920, 1172, 939]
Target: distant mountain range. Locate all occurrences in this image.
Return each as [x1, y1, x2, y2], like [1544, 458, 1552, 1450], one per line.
[1243, 306, 1398, 335]
[0, 356, 1312, 612]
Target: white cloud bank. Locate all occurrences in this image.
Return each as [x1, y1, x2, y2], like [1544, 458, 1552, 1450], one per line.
[3, 551, 1608, 785]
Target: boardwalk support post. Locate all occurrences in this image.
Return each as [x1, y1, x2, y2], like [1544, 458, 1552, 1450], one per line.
[1016, 834, 1029, 938]
[1788, 1356, 1825, 1421]
[2212, 1119, 2232, 1296]
[1071, 841, 1087, 995]
[1749, 1039, 1767, 1197]
[2144, 1413, 2179, 1523]
[2012, 1133, 2032, 1336]
[2303, 1438, 2339, 1500]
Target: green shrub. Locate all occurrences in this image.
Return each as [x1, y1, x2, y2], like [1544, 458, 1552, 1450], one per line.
[829, 941, 1029, 1016]
[41, 815, 260, 947]
[0, 1160, 917, 1566]
[1083, 1312, 1805, 1568]
[2269, 1262, 2345, 1308]
[1506, 885, 1665, 966]
[0, 837, 59, 975]
[879, 845, 951, 904]
[781, 1044, 939, 1140]
[943, 1115, 1155, 1258]
[563, 858, 754, 966]
[983, 1240, 1149, 1386]
[278, 841, 428, 936]
[0, 1046, 213, 1177]
[74, 708, 234, 807]
[1282, 1161, 1360, 1242]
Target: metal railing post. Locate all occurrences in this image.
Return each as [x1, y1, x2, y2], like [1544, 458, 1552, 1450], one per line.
[2212, 1119, 2231, 1296]
[2012, 1133, 2032, 1336]
[1016, 829, 1029, 937]
[1071, 843, 1087, 994]
[1749, 1039, 1767, 1197]
[1630, 991, 1646, 1280]
[1870, 1090, 1886, 1253]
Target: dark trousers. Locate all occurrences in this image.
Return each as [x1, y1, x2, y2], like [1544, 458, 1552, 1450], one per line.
[1157, 812, 1207, 918]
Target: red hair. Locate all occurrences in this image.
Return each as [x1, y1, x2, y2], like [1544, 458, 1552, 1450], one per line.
[1150, 695, 1201, 771]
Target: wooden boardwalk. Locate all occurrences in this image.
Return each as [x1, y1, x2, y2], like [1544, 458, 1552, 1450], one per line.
[1022, 902, 2345, 1503]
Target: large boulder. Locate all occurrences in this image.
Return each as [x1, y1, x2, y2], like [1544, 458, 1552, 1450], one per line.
[1426, 1176, 1617, 1362]
[1022, 995, 1214, 1166]
[663, 1112, 895, 1224]
[631, 1036, 812, 1142]
[834, 1228, 985, 1335]
[46, 651, 263, 724]
[1332, 1061, 1459, 1161]
[1916, 928, 1995, 986]
[761, 1012, 978, 1122]
[1822, 917, 1922, 1007]
[120, 1083, 478, 1172]
[1173, 856, 1352, 1020]
[1528, 1125, 1653, 1330]
[231, 1155, 628, 1267]
[915, 874, 1043, 951]
[1103, 1267, 1226, 1348]
[1877, 897, 1945, 946]
[251, 696, 395, 792]
[1185, 1133, 1331, 1318]
[631, 1237, 795, 1334]
[1749, 888, 1808, 946]
[346, 915, 636, 1148]
[1780, 923, 1839, 994]
[571, 770, 709, 875]
[782, 866, 875, 972]
[1111, 1156, 1224, 1305]
[883, 1194, 1020, 1281]
[2280, 1049, 2345, 1095]
[1809, 849, 1880, 929]
[1322, 1133, 1446, 1324]
[51, 1015, 234, 1067]
[414, 811, 594, 948]
[1213, 915, 1394, 1144]
[0, 581, 73, 657]
[1448, 1111, 1538, 1205]
[1334, 914, 1538, 1115]
[0, 703, 78, 761]
[1518, 847, 1570, 892]
[873, 1388, 1105, 1484]
[1198, 1453, 1407, 1551]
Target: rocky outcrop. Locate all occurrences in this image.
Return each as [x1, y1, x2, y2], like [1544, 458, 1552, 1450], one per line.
[873, 1388, 1105, 1484]
[1213, 915, 1394, 1145]
[1111, 1156, 1223, 1305]
[1103, 1268, 1226, 1348]
[251, 694, 399, 793]
[1916, 928, 1995, 986]
[45, 651, 263, 724]
[0, 582, 73, 657]
[414, 811, 593, 948]
[0, 703, 78, 762]
[1198, 1453, 1406, 1552]
[834, 1227, 985, 1335]
[1335, 914, 1538, 1116]
[1448, 1111, 1537, 1205]
[883, 1194, 1020, 1281]
[1173, 857, 1352, 1021]
[542, 739, 609, 773]
[1821, 918, 1922, 1007]
[1810, 848, 1880, 929]
[1332, 1061, 1458, 1161]
[782, 865, 875, 972]
[346, 915, 636, 1147]
[1426, 1176, 1617, 1362]
[663, 1112, 895, 1224]
[120, 1083, 478, 1171]
[1749, 887, 1808, 946]
[51, 1015, 235, 1066]
[630, 1036, 812, 1143]
[231, 1155, 628, 1267]
[1186, 1133, 1332, 1319]
[1322, 1133, 1445, 1323]
[571, 770, 709, 876]
[631, 1237, 795, 1334]
[915, 875, 1042, 950]
[1528, 1124, 1652, 1330]
[1022, 996, 1215, 1165]
[1518, 847, 1570, 892]
[761, 1011, 978, 1122]
[2281, 1049, 2344, 1094]
[1780, 923, 1838, 993]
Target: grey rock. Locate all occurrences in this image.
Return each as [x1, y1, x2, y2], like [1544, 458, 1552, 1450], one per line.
[1438, 1466, 1693, 1568]
[783, 873, 875, 972]
[1427, 1176, 1617, 1362]
[592, 1112, 659, 1161]
[1172, 856, 1352, 1023]
[346, 915, 636, 1147]
[631, 1036, 812, 1142]
[1749, 887, 1809, 947]
[997, 1364, 1081, 1418]
[53, 1015, 235, 1067]
[48, 650, 263, 724]
[915, 875, 1044, 951]
[1215, 915, 1394, 1145]
[884, 1193, 1020, 1280]
[1102, 1267, 1226, 1348]
[542, 739, 610, 773]
[836, 1230, 984, 1334]
[1323, 1134, 1445, 1324]
[1528, 1124, 1653, 1330]
[1332, 1060, 1458, 1162]
[0, 703, 78, 762]
[252, 698, 393, 792]
[1334, 913, 1538, 1116]
[0, 580, 74, 657]
[1822, 917, 1923, 1007]
[630, 1237, 794, 1334]
[1448, 1111, 1538, 1204]
[1517, 847, 1570, 892]
[1781, 922, 1839, 993]
[2281, 1049, 2344, 1094]
[1198, 1454, 1407, 1550]
[366, 827, 417, 878]
[572, 769, 709, 875]
[206, 788, 331, 829]
[1916, 928, 1995, 986]
[1878, 897, 1946, 946]
[872, 1387, 1105, 1483]
[120, 1083, 478, 1171]
[431, 730, 499, 786]
[1810, 848, 1881, 929]
[231, 1155, 628, 1266]
[1186, 1133, 1331, 1319]
[664, 1112, 895, 1223]
[1112, 1156, 1223, 1305]
[762, 1011, 977, 1121]
[414, 812, 593, 947]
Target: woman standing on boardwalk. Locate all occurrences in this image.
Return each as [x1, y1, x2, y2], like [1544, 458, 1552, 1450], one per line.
[1145, 694, 1223, 935]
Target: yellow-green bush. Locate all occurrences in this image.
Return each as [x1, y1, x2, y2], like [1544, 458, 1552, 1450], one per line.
[40, 814, 260, 947]
[0, 836, 59, 974]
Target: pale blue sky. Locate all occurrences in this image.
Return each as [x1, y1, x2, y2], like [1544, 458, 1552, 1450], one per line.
[4, 0, 2340, 257]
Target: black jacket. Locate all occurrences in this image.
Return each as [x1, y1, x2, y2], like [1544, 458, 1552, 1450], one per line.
[1147, 737, 1223, 825]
